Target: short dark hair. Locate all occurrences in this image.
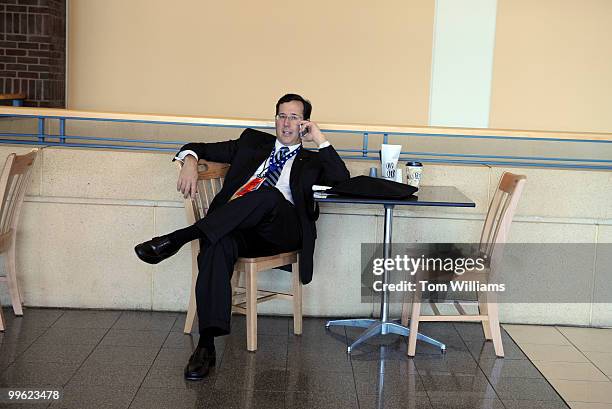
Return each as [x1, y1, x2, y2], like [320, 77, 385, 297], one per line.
[276, 93, 312, 120]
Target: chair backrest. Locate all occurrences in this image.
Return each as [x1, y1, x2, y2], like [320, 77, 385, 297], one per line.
[178, 160, 230, 224]
[479, 172, 526, 267]
[0, 149, 39, 241]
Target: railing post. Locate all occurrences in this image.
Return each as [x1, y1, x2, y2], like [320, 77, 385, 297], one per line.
[383, 133, 389, 144]
[59, 118, 65, 144]
[38, 118, 45, 143]
[362, 132, 369, 158]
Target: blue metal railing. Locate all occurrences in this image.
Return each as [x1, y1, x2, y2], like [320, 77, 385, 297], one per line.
[1, 111, 611, 170]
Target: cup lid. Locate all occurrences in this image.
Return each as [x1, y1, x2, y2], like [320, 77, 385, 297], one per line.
[406, 161, 422, 167]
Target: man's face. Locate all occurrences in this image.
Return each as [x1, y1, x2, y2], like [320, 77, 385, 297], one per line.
[275, 100, 304, 146]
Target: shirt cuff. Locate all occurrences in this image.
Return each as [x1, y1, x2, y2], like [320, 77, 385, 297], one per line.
[174, 150, 198, 162]
[318, 141, 331, 149]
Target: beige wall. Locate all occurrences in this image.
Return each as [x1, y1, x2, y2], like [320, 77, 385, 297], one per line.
[490, 0, 612, 133]
[67, 0, 434, 126]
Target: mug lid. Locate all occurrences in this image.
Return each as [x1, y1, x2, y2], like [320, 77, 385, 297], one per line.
[406, 161, 422, 167]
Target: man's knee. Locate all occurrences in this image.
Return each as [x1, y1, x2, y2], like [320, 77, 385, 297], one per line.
[244, 187, 284, 208]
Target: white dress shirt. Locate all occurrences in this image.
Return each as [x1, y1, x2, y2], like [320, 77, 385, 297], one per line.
[175, 140, 331, 204]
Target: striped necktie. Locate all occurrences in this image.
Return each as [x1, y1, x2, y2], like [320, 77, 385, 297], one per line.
[262, 146, 289, 187]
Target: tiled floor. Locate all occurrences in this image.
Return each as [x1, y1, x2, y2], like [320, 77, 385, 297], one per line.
[504, 324, 612, 409]
[1, 307, 569, 409]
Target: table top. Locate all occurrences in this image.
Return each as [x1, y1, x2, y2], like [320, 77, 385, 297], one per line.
[314, 185, 475, 207]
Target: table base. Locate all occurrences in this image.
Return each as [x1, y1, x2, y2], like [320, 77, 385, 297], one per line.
[326, 318, 446, 353]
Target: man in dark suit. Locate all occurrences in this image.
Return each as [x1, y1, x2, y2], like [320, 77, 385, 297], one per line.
[135, 94, 350, 380]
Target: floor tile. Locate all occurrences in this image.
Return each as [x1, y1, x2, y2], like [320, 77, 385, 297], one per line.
[420, 372, 497, 398]
[214, 367, 287, 392]
[284, 392, 358, 409]
[502, 400, 570, 409]
[521, 344, 589, 363]
[0, 341, 31, 369]
[218, 350, 285, 372]
[99, 329, 167, 349]
[491, 377, 564, 401]
[51, 310, 121, 329]
[0, 325, 47, 345]
[465, 340, 527, 360]
[1, 308, 64, 329]
[0, 361, 79, 387]
[16, 342, 95, 364]
[454, 322, 489, 341]
[68, 361, 150, 387]
[112, 311, 177, 332]
[351, 355, 418, 376]
[85, 345, 160, 366]
[549, 380, 612, 403]
[49, 384, 137, 409]
[141, 366, 217, 390]
[557, 328, 612, 353]
[535, 362, 609, 382]
[354, 371, 426, 396]
[359, 394, 433, 409]
[129, 387, 210, 409]
[428, 396, 504, 409]
[35, 327, 108, 346]
[152, 347, 198, 368]
[583, 351, 612, 378]
[504, 325, 571, 346]
[202, 390, 286, 409]
[286, 370, 356, 394]
[479, 358, 544, 379]
[161, 331, 199, 349]
[568, 402, 612, 409]
[414, 354, 481, 376]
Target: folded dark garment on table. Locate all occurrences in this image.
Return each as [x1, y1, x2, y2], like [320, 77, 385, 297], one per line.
[328, 175, 417, 199]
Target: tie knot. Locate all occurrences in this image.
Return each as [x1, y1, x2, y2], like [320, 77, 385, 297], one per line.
[276, 147, 289, 162]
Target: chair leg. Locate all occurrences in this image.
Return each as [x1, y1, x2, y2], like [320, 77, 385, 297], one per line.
[407, 291, 422, 357]
[478, 290, 492, 340]
[183, 242, 200, 334]
[0, 303, 5, 331]
[487, 300, 504, 357]
[292, 259, 302, 335]
[401, 293, 411, 326]
[245, 264, 257, 352]
[6, 240, 23, 316]
[231, 270, 241, 301]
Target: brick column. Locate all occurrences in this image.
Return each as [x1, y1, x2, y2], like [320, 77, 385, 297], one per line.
[0, 0, 66, 107]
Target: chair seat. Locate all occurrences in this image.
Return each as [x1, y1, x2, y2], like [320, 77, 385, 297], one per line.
[237, 250, 298, 265]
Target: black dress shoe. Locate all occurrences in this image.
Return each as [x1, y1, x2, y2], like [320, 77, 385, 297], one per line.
[184, 346, 216, 381]
[134, 235, 181, 264]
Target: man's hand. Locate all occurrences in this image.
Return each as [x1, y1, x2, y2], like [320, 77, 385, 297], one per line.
[299, 120, 327, 146]
[177, 156, 198, 199]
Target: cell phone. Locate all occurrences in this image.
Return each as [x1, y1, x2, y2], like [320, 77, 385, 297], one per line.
[299, 124, 309, 138]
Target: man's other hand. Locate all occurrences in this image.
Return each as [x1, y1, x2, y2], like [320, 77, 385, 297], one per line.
[177, 156, 198, 199]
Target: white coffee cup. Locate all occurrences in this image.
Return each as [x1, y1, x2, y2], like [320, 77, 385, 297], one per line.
[395, 168, 403, 183]
[406, 161, 423, 188]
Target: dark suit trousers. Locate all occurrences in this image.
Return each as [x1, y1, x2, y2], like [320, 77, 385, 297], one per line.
[193, 187, 301, 336]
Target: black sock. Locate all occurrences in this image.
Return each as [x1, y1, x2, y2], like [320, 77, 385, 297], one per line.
[170, 225, 201, 247]
[198, 329, 215, 351]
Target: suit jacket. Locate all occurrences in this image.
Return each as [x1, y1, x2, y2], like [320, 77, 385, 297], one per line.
[178, 128, 350, 284]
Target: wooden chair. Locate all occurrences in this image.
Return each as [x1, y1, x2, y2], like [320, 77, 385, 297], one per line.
[0, 149, 39, 331]
[178, 160, 302, 351]
[401, 172, 526, 357]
